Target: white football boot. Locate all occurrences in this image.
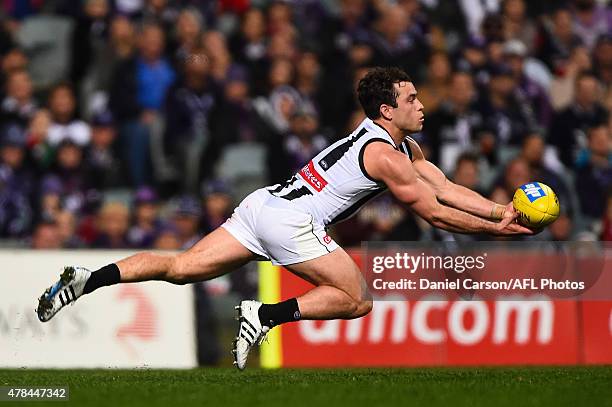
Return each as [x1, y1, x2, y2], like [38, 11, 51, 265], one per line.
[36, 266, 92, 322]
[232, 300, 270, 370]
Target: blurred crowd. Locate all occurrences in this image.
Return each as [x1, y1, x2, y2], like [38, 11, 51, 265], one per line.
[0, 0, 611, 249]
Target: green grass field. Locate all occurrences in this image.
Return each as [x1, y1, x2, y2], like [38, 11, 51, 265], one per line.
[1, 367, 611, 407]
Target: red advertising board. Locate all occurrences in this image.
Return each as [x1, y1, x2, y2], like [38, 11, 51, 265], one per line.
[259, 251, 612, 367]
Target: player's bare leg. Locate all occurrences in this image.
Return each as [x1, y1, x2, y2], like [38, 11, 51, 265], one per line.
[36, 227, 257, 322]
[115, 227, 255, 283]
[286, 248, 372, 320]
[233, 247, 372, 370]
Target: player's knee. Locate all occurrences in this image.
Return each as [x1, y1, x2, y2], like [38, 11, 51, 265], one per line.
[349, 286, 372, 318]
[352, 298, 373, 318]
[360, 299, 373, 316]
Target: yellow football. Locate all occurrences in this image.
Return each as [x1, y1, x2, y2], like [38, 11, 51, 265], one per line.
[512, 182, 560, 228]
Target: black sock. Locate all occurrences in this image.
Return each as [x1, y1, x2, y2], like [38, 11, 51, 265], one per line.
[83, 264, 121, 294]
[258, 298, 301, 328]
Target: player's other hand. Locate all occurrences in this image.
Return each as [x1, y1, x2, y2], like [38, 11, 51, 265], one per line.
[493, 209, 534, 235]
[502, 202, 517, 220]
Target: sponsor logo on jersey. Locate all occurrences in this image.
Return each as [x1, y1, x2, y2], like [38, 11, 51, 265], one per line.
[299, 161, 328, 192]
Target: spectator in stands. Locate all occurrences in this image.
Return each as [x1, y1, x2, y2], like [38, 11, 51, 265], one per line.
[46, 83, 91, 147]
[489, 157, 531, 204]
[31, 220, 62, 249]
[333, 194, 414, 246]
[110, 22, 175, 186]
[56, 210, 85, 248]
[570, 0, 612, 51]
[283, 107, 328, 174]
[424, 71, 481, 171]
[163, 48, 218, 193]
[520, 132, 573, 214]
[171, 8, 205, 67]
[453, 36, 489, 87]
[84, 110, 123, 190]
[138, 0, 179, 32]
[95, 15, 137, 90]
[93, 201, 130, 248]
[434, 152, 486, 242]
[266, 1, 295, 39]
[202, 30, 233, 82]
[418, 51, 451, 114]
[0, 69, 37, 128]
[452, 151, 482, 193]
[170, 195, 202, 249]
[253, 57, 300, 135]
[575, 124, 612, 219]
[294, 50, 323, 119]
[201, 179, 233, 233]
[503, 39, 553, 128]
[208, 65, 263, 146]
[46, 139, 93, 215]
[127, 186, 162, 248]
[475, 63, 537, 147]
[37, 176, 63, 225]
[369, 4, 429, 82]
[0, 124, 33, 238]
[549, 45, 592, 110]
[593, 34, 612, 87]
[537, 8, 583, 74]
[153, 224, 182, 250]
[502, 0, 537, 53]
[550, 71, 609, 167]
[228, 8, 268, 96]
[0, 48, 28, 90]
[593, 33, 612, 112]
[70, 0, 110, 89]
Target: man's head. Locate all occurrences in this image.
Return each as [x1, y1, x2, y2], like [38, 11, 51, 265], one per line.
[48, 83, 76, 123]
[453, 152, 480, 190]
[449, 71, 475, 109]
[504, 157, 530, 191]
[0, 124, 26, 169]
[488, 63, 515, 97]
[587, 124, 610, 157]
[521, 132, 545, 165]
[6, 69, 33, 102]
[97, 202, 130, 240]
[138, 23, 165, 62]
[357, 67, 424, 133]
[91, 110, 116, 149]
[32, 221, 62, 249]
[56, 139, 83, 170]
[575, 71, 601, 109]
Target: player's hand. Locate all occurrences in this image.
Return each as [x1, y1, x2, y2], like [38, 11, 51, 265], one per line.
[501, 202, 517, 221]
[493, 210, 534, 235]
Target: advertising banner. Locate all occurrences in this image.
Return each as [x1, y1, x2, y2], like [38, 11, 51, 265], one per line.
[0, 251, 196, 368]
[260, 248, 612, 367]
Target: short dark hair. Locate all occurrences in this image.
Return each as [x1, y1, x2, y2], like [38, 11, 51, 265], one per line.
[455, 151, 479, 167]
[357, 67, 412, 120]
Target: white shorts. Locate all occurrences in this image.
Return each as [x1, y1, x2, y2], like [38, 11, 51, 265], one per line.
[221, 188, 339, 266]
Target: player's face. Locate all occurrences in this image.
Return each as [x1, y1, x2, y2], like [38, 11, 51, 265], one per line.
[392, 81, 424, 133]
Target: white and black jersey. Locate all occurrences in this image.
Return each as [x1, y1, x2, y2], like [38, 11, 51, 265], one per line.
[267, 118, 415, 226]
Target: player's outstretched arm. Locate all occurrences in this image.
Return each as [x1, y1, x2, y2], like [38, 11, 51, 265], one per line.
[413, 158, 512, 221]
[403, 138, 513, 221]
[363, 142, 532, 235]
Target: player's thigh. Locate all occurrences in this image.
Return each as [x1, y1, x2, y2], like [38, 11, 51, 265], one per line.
[285, 247, 369, 301]
[175, 227, 258, 281]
